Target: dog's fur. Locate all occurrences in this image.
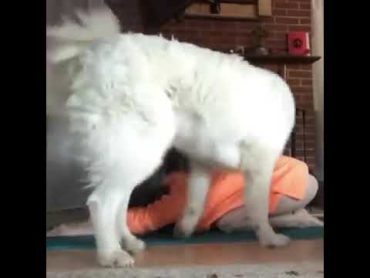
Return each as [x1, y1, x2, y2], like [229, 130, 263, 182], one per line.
[47, 6, 295, 267]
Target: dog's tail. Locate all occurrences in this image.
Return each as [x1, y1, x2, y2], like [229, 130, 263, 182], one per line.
[47, 6, 120, 64]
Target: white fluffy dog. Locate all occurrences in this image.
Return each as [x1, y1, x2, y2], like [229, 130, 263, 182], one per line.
[47, 6, 295, 267]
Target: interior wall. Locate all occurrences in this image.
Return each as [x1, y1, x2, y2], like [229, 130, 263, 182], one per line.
[311, 0, 324, 181]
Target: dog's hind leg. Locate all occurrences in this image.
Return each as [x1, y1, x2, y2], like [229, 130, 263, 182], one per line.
[240, 141, 290, 247]
[173, 161, 211, 238]
[87, 137, 172, 267]
[84, 106, 175, 267]
[173, 138, 242, 238]
[88, 182, 135, 267]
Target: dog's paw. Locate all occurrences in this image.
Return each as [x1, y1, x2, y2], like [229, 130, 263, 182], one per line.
[259, 233, 290, 248]
[173, 222, 193, 238]
[124, 238, 146, 254]
[173, 214, 199, 238]
[98, 250, 134, 268]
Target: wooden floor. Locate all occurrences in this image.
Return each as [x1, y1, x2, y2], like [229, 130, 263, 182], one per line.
[47, 239, 323, 271]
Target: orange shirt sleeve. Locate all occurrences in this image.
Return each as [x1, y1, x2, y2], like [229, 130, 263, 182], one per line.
[126, 173, 188, 235]
[270, 156, 309, 200]
[196, 171, 246, 231]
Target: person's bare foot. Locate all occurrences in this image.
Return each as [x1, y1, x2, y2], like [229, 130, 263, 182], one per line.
[217, 207, 323, 233]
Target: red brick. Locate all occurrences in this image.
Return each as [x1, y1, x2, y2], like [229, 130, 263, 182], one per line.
[273, 0, 289, 4]
[288, 25, 311, 32]
[300, 64, 312, 70]
[236, 21, 260, 31]
[271, 31, 288, 39]
[213, 21, 237, 30]
[292, 93, 312, 100]
[286, 9, 311, 17]
[163, 25, 189, 33]
[300, 18, 311, 24]
[185, 20, 215, 30]
[293, 94, 312, 102]
[295, 145, 315, 151]
[304, 126, 316, 133]
[295, 84, 313, 89]
[302, 133, 316, 140]
[265, 37, 286, 43]
[275, 2, 299, 9]
[293, 95, 312, 103]
[275, 17, 300, 24]
[261, 23, 288, 31]
[273, 9, 287, 16]
[305, 137, 316, 145]
[235, 37, 251, 45]
[203, 30, 229, 37]
[262, 17, 275, 23]
[287, 79, 301, 86]
[301, 79, 313, 86]
[205, 36, 237, 46]
[297, 94, 314, 102]
[265, 39, 287, 50]
[292, 85, 312, 93]
[289, 70, 312, 78]
[294, 127, 314, 136]
[300, 3, 311, 10]
[288, 65, 303, 70]
[293, 134, 315, 142]
[235, 29, 253, 37]
[303, 118, 316, 126]
[202, 41, 231, 50]
[302, 128, 316, 136]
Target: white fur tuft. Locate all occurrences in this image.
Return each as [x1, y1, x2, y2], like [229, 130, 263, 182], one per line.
[46, 6, 120, 64]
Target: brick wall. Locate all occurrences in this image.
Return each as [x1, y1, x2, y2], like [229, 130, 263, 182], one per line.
[109, 0, 316, 171]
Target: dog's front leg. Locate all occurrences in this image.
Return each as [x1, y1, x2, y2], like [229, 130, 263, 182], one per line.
[88, 187, 135, 268]
[241, 144, 290, 247]
[174, 161, 211, 238]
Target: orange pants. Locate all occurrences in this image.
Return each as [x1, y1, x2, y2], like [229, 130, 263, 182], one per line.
[127, 156, 309, 235]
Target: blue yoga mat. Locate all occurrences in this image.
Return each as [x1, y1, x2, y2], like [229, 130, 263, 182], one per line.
[47, 226, 323, 251]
